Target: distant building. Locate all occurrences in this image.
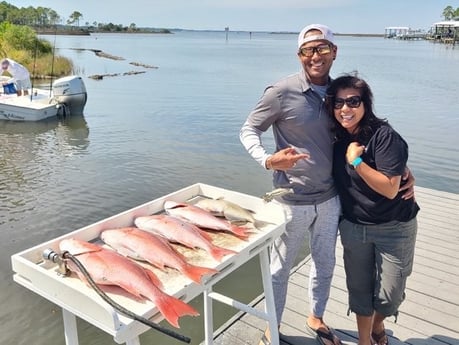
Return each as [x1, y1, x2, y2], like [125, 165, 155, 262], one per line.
[429, 20, 459, 43]
[384, 26, 409, 38]
[384, 26, 426, 40]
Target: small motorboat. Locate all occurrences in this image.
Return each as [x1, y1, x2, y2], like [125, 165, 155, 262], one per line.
[0, 75, 87, 121]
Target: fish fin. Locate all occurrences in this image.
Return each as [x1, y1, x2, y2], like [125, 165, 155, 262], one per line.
[182, 263, 218, 283]
[155, 294, 200, 328]
[197, 228, 214, 241]
[229, 225, 252, 240]
[210, 246, 237, 261]
[145, 268, 164, 290]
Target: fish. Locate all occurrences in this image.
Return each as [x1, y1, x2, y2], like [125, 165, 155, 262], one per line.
[194, 197, 256, 224]
[134, 214, 237, 261]
[261, 187, 294, 202]
[59, 238, 199, 328]
[100, 227, 218, 284]
[164, 200, 251, 239]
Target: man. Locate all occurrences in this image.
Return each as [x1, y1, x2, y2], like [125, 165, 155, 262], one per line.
[240, 24, 343, 345]
[1, 58, 31, 96]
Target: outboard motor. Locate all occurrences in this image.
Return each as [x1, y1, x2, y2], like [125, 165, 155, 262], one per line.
[52, 76, 87, 116]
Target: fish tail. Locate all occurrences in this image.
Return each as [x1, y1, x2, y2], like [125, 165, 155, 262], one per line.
[210, 246, 237, 261]
[155, 294, 200, 328]
[182, 264, 218, 284]
[230, 225, 251, 240]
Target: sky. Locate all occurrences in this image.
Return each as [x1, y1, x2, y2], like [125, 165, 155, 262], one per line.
[7, 0, 457, 33]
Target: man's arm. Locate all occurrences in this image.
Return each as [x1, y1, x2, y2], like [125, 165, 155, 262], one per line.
[239, 122, 271, 168]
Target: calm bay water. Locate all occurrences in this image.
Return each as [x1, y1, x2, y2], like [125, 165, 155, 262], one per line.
[1, 31, 458, 345]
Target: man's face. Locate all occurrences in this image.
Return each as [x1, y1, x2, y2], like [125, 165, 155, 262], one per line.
[297, 30, 337, 85]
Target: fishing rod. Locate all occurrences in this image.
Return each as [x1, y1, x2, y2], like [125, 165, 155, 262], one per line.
[42, 249, 191, 344]
[30, 38, 39, 102]
[48, 25, 57, 98]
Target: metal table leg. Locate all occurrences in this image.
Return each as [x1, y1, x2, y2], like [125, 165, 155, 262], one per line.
[259, 248, 279, 345]
[62, 308, 79, 345]
[125, 337, 141, 345]
[203, 287, 214, 345]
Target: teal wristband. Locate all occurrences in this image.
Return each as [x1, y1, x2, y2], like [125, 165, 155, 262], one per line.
[351, 156, 363, 168]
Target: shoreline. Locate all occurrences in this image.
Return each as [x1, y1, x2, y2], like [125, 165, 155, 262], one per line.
[36, 28, 384, 38]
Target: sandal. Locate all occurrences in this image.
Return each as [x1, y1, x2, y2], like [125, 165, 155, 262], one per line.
[259, 327, 271, 345]
[371, 329, 389, 345]
[259, 333, 270, 345]
[307, 323, 343, 345]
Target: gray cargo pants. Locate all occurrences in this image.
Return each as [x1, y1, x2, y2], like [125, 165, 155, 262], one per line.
[270, 195, 341, 322]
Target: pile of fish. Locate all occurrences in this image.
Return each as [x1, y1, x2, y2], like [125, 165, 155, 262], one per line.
[59, 197, 258, 328]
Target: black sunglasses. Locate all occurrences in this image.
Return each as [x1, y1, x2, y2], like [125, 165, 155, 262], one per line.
[333, 96, 362, 109]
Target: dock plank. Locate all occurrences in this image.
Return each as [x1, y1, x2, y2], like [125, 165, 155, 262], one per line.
[207, 187, 459, 345]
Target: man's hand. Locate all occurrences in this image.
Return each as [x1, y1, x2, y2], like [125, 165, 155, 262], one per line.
[400, 167, 415, 200]
[267, 147, 309, 171]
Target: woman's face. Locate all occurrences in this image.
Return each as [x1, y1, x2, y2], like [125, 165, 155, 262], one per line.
[333, 87, 364, 133]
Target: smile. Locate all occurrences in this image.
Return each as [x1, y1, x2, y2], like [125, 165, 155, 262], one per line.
[340, 114, 354, 121]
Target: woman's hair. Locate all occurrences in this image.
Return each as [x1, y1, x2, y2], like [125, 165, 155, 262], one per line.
[325, 72, 389, 143]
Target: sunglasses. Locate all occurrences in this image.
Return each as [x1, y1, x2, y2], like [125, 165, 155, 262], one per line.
[299, 44, 332, 57]
[333, 95, 362, 109]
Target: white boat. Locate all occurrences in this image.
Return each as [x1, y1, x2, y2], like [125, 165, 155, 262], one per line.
[0, 75, 87, 122]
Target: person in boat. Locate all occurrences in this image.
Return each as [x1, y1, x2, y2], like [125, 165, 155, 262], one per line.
[1, 58, 31, 96]
[326, 73, 419, 345]
[240, 24, 416, 345]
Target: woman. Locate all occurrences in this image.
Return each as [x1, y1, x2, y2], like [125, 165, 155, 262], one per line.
[326, 74, 419, 345]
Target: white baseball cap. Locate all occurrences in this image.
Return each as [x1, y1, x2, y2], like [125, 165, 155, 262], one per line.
[298, 24, 335, 49]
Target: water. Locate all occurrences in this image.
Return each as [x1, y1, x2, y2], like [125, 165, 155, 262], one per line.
[1, 31, 458, 345]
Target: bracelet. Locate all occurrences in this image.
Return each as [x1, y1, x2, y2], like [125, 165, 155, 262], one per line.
[266, 158, 272, 170]
[350, 156, 363, 168]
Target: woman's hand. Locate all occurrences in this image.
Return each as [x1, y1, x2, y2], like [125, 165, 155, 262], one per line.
[346, 142, 365, 164]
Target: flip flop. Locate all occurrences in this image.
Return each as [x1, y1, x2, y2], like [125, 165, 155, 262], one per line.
[307, 324, 343, 345]
[259, 333, 270, 345]
[371, 329, 389, 345]
[259, 327, 273, 345]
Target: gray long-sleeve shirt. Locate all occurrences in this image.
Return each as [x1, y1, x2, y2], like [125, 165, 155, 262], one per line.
[240, 70, 337, 205]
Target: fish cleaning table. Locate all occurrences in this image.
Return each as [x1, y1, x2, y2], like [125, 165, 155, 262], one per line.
[11, 183, 289, 345]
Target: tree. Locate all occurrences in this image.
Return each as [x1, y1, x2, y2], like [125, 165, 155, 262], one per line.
[443, 5, 455, 20]
[67, 11, 83, 27]
[48, 9, 61, 26]
[128, 23, 137, 32]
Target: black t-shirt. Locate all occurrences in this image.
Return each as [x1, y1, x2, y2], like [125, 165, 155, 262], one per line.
[333, 125, 419, 224]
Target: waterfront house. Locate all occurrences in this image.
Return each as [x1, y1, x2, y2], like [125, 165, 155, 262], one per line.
[429, 19, 459, 43]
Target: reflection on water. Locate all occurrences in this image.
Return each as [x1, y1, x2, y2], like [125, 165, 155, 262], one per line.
[0, 115, 89, 226]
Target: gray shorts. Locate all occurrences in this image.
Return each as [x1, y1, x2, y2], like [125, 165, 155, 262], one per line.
[339, 217, 417, 317]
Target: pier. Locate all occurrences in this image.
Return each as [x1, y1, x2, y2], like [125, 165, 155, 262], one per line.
[208, 186, 459, 345]
[384, 27, 427, 40]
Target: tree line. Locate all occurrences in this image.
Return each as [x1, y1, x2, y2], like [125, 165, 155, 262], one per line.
[0, 1, 170, 33]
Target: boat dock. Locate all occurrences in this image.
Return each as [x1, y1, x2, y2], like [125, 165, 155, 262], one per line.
[384, 27, 427, 40]
[208, 186, 459, 345]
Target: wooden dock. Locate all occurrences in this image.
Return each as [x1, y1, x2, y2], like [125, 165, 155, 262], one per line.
[209, 186, 459, 345]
